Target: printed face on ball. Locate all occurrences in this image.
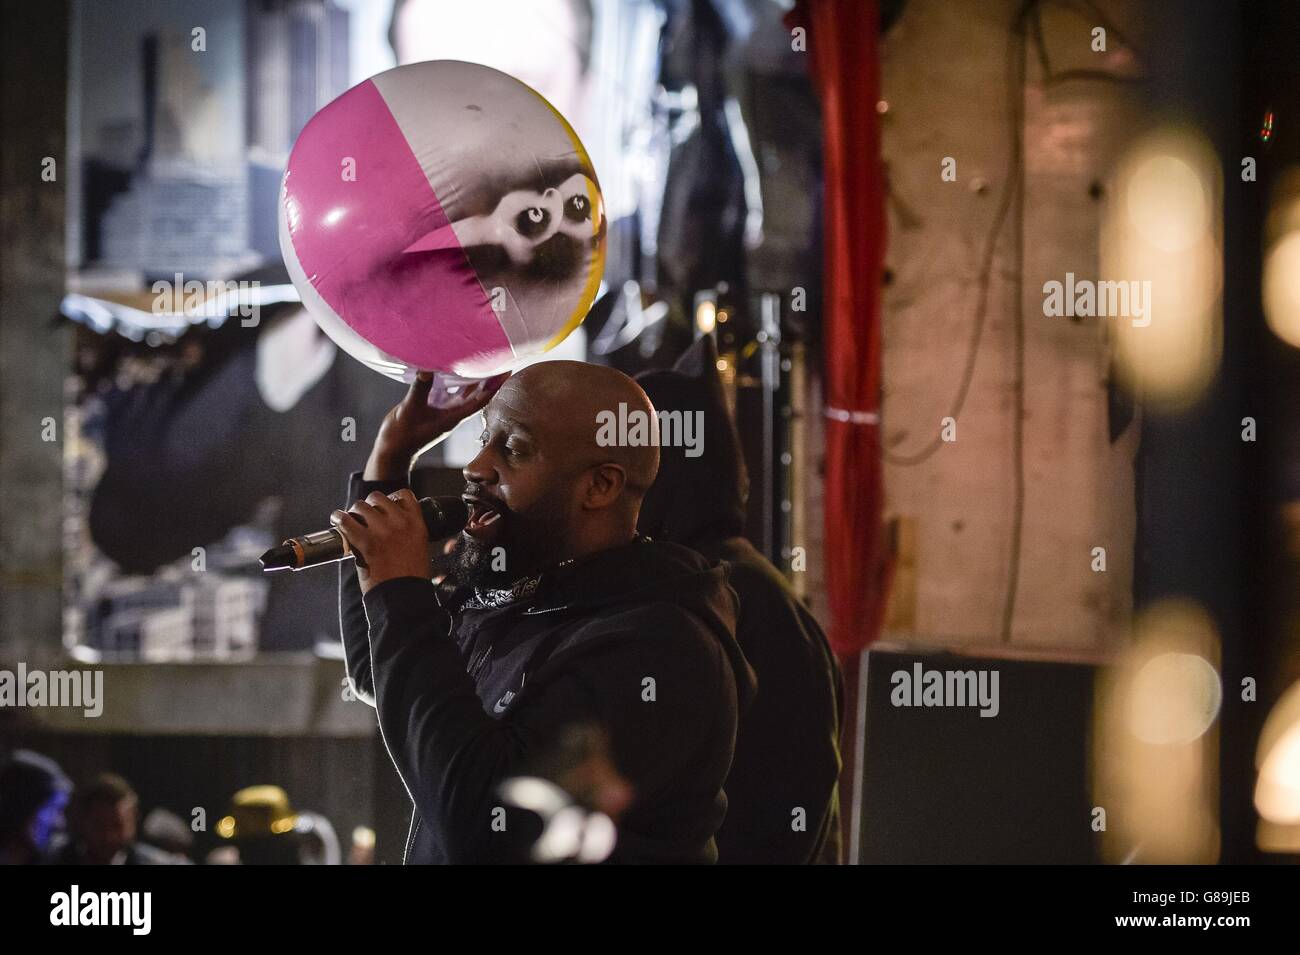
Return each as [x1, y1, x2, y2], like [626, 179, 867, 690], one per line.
[280, 59, 606, 382]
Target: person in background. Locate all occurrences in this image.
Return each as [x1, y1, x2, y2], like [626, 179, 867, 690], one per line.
[141, 806, 195, 862]
[0, 750, 72, 865]
[348, 826, 376, 866]
[214, 785, 340, 865]
[54, 773, 180, 865]
[636, 336, 845, 864]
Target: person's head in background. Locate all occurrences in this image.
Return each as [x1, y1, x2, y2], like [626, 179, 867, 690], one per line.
[349, 825, 376, 866]
[217, 784, 338, 864]
[142, 806, 195, 860]
[389, 0, 593, 123]
[0, 750, 72, 865]
[635, 335, 751, 548]
[69, 773, 140, 865]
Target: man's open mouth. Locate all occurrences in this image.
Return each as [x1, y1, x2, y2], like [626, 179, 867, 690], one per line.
[463, 495, 506, 541]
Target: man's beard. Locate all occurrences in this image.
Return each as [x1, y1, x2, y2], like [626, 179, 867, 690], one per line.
[451, 494, 572, 590]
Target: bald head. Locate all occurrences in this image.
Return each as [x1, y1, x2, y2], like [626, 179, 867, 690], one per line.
[496, 360, 660, 499]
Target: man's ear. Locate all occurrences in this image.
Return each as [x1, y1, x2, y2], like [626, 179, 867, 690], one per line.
[583, 463, 627, 509]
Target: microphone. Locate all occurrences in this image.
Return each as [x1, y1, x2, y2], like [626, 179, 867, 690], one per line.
[259, 495, 469, 572]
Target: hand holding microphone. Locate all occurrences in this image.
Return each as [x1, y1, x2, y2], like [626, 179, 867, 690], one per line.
[259, 490, 467, 579]
[257, 490, 465, 599]
[326, 490, 458, 595]
[260, 369, 503, 590]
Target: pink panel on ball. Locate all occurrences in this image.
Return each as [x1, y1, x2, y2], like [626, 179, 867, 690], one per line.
[281, 79, 510, 373]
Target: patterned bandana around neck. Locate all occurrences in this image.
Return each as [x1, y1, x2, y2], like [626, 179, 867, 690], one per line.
[459, 548, 603, 610]
[464, 574, 543, 610]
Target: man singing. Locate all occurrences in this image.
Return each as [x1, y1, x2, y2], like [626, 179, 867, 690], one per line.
[332, 362, 755, 863]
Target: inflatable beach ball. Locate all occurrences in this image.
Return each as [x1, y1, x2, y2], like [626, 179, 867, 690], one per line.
[279, 60, 606, 389]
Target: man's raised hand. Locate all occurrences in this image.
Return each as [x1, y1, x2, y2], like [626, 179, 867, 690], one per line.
[364, 372, 506, 481]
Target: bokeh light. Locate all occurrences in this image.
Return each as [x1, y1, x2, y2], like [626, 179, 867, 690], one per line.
[1102, 127, 1223, 412]
[1094, 598, 1222, 863]
[1261, 168, 1300, 348]
[1128, 651, 1223, 745]
[1255, 680, 1300, 851]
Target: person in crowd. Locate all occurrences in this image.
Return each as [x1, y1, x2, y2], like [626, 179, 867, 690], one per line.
[0, 750, 72, 865]
[214, 784, 340, 865]
[53, 773, 180, 865]
[141, 806, 195, 861]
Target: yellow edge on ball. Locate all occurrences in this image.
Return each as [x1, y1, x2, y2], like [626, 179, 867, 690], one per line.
[525, 86, 607, 354]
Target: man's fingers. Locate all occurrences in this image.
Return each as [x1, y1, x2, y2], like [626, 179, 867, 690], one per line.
[388, 488, 419, 510]
[466, 383, 496, 414]
[459, 373, 506, 413]
[352, 492, 422, 529]
[387, 490, 428, 532]
[331, 507, 366, 541]
[481, 371, 510, 400]
[330, 510, 370, 568]
[444, 372, 507, 411]
[406, 371, 434, 408]
[344, 499, 377, 531]
[331, 508, 362, 533]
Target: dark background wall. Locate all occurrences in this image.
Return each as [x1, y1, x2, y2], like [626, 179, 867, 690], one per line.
[0, 0, 69, 668]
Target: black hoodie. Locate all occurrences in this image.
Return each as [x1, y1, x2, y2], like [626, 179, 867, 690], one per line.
[338, 472, 757, 864]
[637, 336, 845, 864]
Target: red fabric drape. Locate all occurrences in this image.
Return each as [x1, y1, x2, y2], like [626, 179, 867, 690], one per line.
[788, 0, 891, 659]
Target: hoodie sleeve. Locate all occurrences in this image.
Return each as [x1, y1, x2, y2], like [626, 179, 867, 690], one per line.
[338, 471, 408, 707]
[362, 578, 738, 864]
